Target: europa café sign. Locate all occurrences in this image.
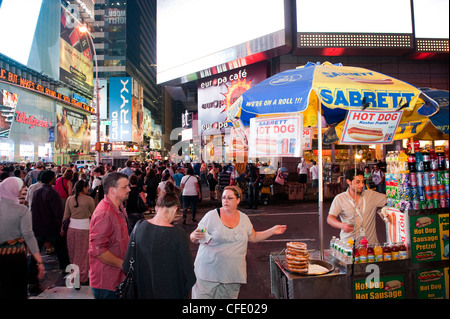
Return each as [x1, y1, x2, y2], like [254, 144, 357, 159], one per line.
[0, 67, 94, 114]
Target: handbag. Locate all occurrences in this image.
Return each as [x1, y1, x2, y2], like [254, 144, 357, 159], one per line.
[116, 219, 143, 299]
[275, 172, 284, 185]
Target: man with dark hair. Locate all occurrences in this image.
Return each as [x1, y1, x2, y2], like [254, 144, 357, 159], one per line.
[120, 160, 134, 177]
[327, 169, 387, 245]
[88, 172, 130, 299]
[28, 169, 70, 294]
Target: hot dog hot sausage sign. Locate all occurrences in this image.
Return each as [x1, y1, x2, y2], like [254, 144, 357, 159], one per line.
[340, 110, 403, 145]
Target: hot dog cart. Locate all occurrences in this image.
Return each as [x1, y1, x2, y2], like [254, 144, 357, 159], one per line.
[270, 206, 449, 299]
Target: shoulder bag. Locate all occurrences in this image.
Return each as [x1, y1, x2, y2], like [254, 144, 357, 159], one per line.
[116, 219, 143, 299]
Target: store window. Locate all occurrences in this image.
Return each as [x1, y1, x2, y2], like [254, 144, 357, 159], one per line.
[0, 140, 14, 162]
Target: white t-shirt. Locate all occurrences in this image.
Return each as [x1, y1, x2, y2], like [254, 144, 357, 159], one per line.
[297, 162, 308, 174]
[195, 209, 253, 283]
[181, 175, 198, 196]
[310, 165, 318, 180]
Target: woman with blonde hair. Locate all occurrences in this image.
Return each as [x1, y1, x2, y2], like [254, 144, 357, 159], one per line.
[190, 185, 286, 299]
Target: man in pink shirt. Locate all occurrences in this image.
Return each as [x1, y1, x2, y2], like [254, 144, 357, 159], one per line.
[89, 172, 130, 299]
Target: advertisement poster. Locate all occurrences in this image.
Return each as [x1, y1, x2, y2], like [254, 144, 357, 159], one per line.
[353, 275, 405, 299]
[197, 62, 268, 136]
[109, 77, 132, 142]
[55, 104, 91, 151]
[416, 267, 449, 299]
[0, 89, 18, 138]
[340, 110, 403, 145]
[60, 7, 94, 96]
[249, 114, 303, 158]
[410, 213, 449, 263]
[386, 208, 410, 245]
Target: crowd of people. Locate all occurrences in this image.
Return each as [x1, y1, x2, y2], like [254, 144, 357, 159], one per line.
[0, 159, 286, 299]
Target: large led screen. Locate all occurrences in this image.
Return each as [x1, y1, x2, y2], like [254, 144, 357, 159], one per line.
[0, 0, 61, 78]
[413, 0, 449, 39]
[296, 0, 412, 34]
[157, 0, 288, 84]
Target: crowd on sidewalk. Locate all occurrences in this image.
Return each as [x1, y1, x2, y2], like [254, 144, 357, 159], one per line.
[0, 159, 287, 299]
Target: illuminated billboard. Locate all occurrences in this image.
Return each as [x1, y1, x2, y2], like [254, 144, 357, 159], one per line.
[157, 0, 290, 85]
[109, 77, 132, 142]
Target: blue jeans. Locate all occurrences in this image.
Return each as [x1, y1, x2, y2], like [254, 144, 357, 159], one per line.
[91, 288, 117, 299]
[182, 195, 198, 219]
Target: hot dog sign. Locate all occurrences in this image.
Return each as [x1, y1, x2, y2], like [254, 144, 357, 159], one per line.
[340, 110, 403, 145]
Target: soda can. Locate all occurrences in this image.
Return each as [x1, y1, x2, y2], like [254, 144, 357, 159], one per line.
[445, 184, 450, 199]
[418, 186, 425, 201]
[427, 200, 434, 209]
[391, 187, 397, 200]
[404, 187, 412, 201]
[419, 200, 427, 210]
[412, 199, 420, 210]
[438, 185, 446, 198]
[401, 173, 410, 187]
[424, 186, 433, 200]
[417, 172, 424, 187]
[281, 139, 289, 154]
[410, 173, 417, 187]
[433, 199, 440, 208]
[443, 171, 449, 185]
[431, 185, 439, 199]
[422, 172, 430, 186]
[429, 172, 437, 186]
[440, 197, 446, 208]
[410, 187, 419, 200]
[289, 138, 295, 154]
[436, 171, 443, 185]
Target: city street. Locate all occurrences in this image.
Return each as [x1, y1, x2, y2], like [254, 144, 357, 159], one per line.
[30, 185, 388, 300]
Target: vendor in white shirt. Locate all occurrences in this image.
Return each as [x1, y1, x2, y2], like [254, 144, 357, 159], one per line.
[327, 169, 387, 244]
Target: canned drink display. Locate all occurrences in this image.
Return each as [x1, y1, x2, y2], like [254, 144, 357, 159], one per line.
[412, 200, 420, 210]
[436, 171, 443, 185]
[422, 172, 430, 186]
[443, 171, 449, 185]
[427, 200, 434, 209]
[419, 200, 427, 210]
[438, 185, 446, 199]
[445, 184, 450, 199]
[440, 198, 446, 208]
[433, 199, 440, 208]
[410, 172, 417, 187]
[410, 187, 419, 200]
[417, 172, 424, 187]
[401, 173, 410, 187]
[429, 172, 437, 186]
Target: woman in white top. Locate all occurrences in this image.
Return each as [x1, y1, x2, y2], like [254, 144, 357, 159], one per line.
[190, 186, 286, 299]
[180, 167, 201, 224]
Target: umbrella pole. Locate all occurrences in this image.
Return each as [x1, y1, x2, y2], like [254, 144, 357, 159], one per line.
[318, 108, 324, 260]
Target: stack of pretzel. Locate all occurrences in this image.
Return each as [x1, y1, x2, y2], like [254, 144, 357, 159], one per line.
[285, 242, 309, 273]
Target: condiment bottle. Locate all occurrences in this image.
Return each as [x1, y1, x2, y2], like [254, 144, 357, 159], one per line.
[374, 243, 383, 262]
[391, 243, 399, 261]
[382, 243, 392, 261]
[398, 242, 408, 260]
[367, 244, 375, 263]
[358, 245, 367, 263]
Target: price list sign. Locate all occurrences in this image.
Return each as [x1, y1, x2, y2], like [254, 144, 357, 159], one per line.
[410, 213, 449, 263]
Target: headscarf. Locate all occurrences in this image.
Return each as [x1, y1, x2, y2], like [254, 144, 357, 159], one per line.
[0, 177, 24, 203]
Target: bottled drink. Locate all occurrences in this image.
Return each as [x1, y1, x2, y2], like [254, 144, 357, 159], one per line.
[408, 151, 417, 172]
[445, 147, 449, 170]
[391, 243, 399, 261]
[436, 146, 445, 170]
[393, 152, 399, 174]
[430, 148, 438, 171]
[353, 245, 360, 264]
[399, 242, 408, 260]
[358, 245, 367, 263]
[383, 243, 392, 261]
[415, 150, 424, 172]
[398, 150, 409, 174]
[367, 244, 375, 263]
[330, 236, 336, 257]
[423, 148, 431, 172]
[374, 243, 384, 262]
[360, 237, 368, 248]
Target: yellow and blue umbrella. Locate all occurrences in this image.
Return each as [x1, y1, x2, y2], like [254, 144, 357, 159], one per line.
[227, 62, 439, 133]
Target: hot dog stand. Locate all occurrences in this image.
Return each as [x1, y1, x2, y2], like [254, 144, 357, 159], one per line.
[269, 195, 449, 299]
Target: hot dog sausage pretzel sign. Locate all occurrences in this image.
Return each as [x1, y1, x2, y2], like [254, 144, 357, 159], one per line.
[340, 110, 403, 145]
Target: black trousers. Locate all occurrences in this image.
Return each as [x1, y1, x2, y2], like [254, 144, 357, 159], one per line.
[248, 183, 259, 208]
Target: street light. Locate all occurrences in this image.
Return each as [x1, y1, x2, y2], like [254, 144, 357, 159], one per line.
[78, 24, 101, 165]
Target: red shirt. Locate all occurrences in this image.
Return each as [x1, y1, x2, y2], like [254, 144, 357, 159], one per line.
[88, 195, 129, 291]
